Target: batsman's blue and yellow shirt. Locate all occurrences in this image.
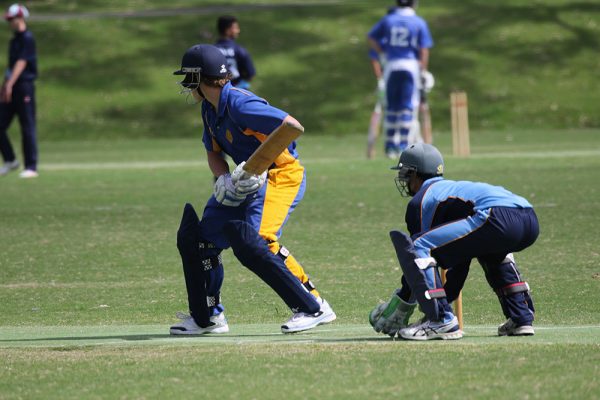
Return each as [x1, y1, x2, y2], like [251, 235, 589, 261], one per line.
[199, 81, 307, 257]
[201, 81, 299, 168]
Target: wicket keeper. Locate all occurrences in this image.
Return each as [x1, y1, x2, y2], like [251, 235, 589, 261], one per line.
[170, 44, 335, 335]
[370, 143, 538, 340]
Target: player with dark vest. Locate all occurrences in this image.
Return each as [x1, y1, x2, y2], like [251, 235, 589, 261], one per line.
[214, 15, 256, 90]
[0, 4, 38, 178]
[170, 44, 335, 335]
[370, 143, 538, 340]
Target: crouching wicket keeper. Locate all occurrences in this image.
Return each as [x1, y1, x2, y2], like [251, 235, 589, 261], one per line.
[370, 143, 538, 340]
[170, 44, 336, 335]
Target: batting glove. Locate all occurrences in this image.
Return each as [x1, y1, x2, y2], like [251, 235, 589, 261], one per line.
[231, 161, 267, 195]
[369, 292, 417, 337]
[214, 173, 246, 207]
[421, 70, 435, 93]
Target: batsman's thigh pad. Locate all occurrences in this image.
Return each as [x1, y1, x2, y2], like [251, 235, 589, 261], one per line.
[223, 220, 319, 314]
[389, 230, 448, 321]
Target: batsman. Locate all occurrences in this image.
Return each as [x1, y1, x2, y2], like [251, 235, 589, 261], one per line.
[170, 44, 336, 335]
[370, 143, 539, 340]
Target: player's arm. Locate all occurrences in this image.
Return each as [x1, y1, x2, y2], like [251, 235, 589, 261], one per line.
[405, 199, 422, 237]
[370, 59, 383, 79]
[231, 114, 302, 195]
[207, 150, 229, 178]
[367, 37, 383, 56]
[1, 59, 26, 103]
[276, 115, 304, 138]
[419, 48, 429, 71]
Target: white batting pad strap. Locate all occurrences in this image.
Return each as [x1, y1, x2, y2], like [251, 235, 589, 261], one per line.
[415, 257, 436, 270]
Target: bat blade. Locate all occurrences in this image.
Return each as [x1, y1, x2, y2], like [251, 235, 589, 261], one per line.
[243, 128, 301, 175]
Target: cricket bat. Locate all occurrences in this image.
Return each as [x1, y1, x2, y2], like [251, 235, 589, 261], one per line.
[243, 125, 301, 175]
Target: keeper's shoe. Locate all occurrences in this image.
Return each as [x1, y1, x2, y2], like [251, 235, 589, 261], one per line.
[281, 298, 336, 334]
[0, 160, 19, 176]
[169, 311, 229, 335]
[498, 318, 534, 336]
[399, 316, 463, 341]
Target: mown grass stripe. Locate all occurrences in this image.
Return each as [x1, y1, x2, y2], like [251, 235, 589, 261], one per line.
[36, 149, 600, 171]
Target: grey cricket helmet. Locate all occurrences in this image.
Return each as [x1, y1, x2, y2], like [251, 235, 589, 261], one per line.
[391, 143, 444, 196]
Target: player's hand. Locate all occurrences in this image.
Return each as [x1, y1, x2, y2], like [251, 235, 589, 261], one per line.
[377, 78, 386, 104]
[231, 161, 267, 195]
[0, 84, 12, 103]
[214, 173, 246, 207]
[369, 292, 417, 337]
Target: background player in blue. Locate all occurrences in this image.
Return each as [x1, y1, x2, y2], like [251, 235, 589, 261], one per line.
[368, 0, 433, 158]
[369, 143, 538, 340]
[215, 15, 256, 90]
[0, 4, 38, 178]
[170, 44, 335, 335]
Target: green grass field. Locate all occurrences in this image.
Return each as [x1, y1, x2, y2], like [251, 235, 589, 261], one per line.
[1, 0, 600, 398]
[1, 129, 600, 399]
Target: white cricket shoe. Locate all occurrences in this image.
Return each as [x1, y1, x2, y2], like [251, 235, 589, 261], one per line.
[399, 316, 463, 341]
[19, 169, 38, 179]
[498, 318, 534, 336]
[0, 160, 19, 176]
[169, 311, 229, 335]
[281, 297, 337, 334]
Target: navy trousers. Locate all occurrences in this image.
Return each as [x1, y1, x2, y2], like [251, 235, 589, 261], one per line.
[0, 80, 37, 170]
[435, 207, 539, 325]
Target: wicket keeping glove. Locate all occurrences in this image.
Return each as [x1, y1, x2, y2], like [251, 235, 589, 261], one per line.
[214, 173, 246, 207]
[369, 291, 417, 337]
[231, 161, 267, 195]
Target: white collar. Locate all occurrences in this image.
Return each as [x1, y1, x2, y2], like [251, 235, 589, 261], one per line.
[396, 7, 416, 17]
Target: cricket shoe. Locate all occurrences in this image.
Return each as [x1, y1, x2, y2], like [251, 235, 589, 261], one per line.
[398, 316, 463, 341]
[0, 160, 19, 176]
[281, 298, 336, 334]
[497, 318, 534, 336]
[19, 169, 39, 179]
[170, 311, 229, 335]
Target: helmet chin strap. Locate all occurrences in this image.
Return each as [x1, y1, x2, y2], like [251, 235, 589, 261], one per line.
[196, 86, 206, 100]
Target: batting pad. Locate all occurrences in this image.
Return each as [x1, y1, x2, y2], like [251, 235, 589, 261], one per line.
[389, 230, 446, 322]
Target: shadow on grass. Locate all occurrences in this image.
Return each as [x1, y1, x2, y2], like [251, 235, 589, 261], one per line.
[0, 334, 172, 343]
[0, 332, 393, 344]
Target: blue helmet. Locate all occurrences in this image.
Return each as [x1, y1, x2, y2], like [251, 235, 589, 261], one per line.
[174, 44, 228, 88]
